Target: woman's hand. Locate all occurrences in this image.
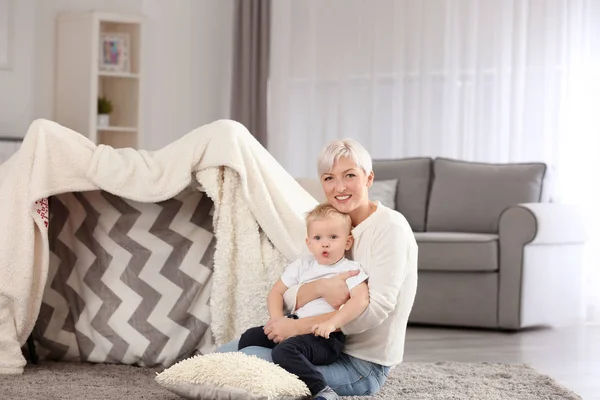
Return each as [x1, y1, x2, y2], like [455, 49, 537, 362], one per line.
[264, 317, 300, 343]
[265, 315, 286, 326]
[319, 269, 360, 309]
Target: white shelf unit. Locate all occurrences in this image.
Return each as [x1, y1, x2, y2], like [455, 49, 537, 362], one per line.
[54, 11, 144, 149]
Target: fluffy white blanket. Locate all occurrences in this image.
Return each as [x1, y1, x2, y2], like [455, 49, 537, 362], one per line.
[0, 119, 317, 374]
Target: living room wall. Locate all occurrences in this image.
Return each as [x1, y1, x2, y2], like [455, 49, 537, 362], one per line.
[140, 0, 234, 150]
[0, 0, 233, 150]
[0, 0, 37, 136]
[0, 0, 143, 136]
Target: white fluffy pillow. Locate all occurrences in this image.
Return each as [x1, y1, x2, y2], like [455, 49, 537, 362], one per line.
[370, 179, 398, 209]
[155, 352, 310, 400]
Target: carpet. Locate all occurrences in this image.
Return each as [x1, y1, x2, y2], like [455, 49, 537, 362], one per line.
[0, 361, 581, 400]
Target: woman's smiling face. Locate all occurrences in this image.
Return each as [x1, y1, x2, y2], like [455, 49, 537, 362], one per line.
[321, 156, 373, 215]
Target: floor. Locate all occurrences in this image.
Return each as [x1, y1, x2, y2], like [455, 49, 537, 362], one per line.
[404, 323, 600, 400]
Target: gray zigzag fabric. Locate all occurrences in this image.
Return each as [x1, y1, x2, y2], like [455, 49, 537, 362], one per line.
[33, 187, 215, 368]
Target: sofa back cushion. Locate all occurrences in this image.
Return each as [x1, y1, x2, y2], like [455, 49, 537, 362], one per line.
[426, 158, 548, 233]
[372, 158, 432, 232]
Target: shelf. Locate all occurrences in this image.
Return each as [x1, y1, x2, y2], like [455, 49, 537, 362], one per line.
[97, 126, 137, 132]
[98, 71, 139, 79]
[55, 11, 143, 149]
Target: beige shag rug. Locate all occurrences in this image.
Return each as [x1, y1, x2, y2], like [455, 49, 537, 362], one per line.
[0, 361, 581, 400]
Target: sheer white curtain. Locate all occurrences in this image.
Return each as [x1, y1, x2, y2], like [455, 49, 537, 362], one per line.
[268, 0, 600, 322]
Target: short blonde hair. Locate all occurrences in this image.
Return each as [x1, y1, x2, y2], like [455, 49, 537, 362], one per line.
[317, 139, 373, 177]
[305, 203, 352, 232]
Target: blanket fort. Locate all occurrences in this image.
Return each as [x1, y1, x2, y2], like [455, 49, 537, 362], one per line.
[0, 119, 317, 374]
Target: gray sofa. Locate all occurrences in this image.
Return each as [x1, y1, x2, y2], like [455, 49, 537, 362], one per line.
[299, 157, 587, 330]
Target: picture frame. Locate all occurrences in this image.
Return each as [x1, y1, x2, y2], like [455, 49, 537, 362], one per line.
[99, 32, 130, 72]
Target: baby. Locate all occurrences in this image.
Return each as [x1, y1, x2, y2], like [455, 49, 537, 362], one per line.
[238, 203, 369, 400]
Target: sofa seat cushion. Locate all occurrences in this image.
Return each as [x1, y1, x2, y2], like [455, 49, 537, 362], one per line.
[409, 271, 499, 327]
[414, 232, 498, 272]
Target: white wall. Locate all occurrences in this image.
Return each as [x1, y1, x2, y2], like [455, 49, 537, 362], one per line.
[33, 0, 144, 132]
[0, 0, 36, 136]
[0, 0, 233, 149]
[141, 0, 233, 150]
[0, 0, 142, 136]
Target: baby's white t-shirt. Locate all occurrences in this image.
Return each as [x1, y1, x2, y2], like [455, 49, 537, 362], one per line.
[280, 256, 368, 318]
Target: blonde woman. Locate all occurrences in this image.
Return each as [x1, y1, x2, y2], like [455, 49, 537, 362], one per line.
[217, 139, 418, 397]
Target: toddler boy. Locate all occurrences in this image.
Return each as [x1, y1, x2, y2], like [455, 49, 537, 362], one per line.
[238, 203, 369, 400]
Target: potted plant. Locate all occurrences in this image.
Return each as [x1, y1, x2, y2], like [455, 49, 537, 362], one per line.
[97, 97, 113, 128]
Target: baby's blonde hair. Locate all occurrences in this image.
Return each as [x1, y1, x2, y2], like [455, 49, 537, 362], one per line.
[305, 203, 352, 232]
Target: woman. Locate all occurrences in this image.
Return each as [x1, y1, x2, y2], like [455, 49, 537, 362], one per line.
[217, 139, 418, 396]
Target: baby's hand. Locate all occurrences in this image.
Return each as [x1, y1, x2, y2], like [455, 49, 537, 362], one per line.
[311, 321, 337, 339]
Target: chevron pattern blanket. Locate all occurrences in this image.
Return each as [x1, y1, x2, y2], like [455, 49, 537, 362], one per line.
[0, 119, 317, 374]
[34, 188, 215, 367]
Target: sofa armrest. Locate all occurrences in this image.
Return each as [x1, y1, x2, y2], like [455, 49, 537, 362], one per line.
[500, 203, 587, 245]
[497, 203, 587, 329]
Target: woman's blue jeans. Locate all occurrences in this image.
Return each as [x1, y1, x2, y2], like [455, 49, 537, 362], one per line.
[215, 339, 390, 396]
